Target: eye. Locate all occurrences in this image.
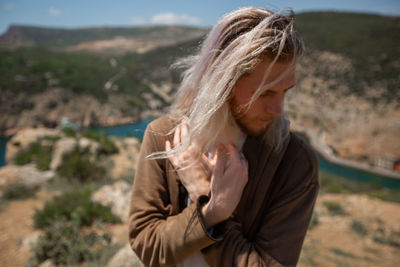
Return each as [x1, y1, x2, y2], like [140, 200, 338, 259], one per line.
[260, 91, 274, 97]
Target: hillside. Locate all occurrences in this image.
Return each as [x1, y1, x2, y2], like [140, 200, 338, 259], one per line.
[296, 12, 400, 100]
[0, 11, 399, 171]
[0, 24, 208, 48]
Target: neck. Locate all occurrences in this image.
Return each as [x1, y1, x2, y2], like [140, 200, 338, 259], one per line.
[216, 115, 246, 151]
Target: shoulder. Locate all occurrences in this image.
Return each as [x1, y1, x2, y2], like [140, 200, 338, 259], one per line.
[277, 132, 319, 186]
[141, 116, 176, 153]
[287, 132, 318, 168]
[147, 115, 176, 135]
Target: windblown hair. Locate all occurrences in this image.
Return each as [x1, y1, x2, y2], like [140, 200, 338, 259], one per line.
[151, 7, 304, 159]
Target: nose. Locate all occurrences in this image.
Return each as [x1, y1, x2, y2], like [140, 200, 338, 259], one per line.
[264, 95, 283, 117]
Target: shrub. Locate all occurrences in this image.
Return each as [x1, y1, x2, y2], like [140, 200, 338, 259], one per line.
[33, 187, 121, 229]
[323, 201, 347, 216]
[31, 221, 114, 265]
[373, 229, 400, 248]
[330, 248, 356, 258]
[82, 130, 119, 155]
[56, 148, 106, 182]
[98, 133, 119, 155]
[43, 135, 61, 142]
[351, 220, 368, 236]
[1, 183, 35, 200]
[14, 142, 52, 170]
[82, 130, 101, 142]
[61, 127, 76, 137]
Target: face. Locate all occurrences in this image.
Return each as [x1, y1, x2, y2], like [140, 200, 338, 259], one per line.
[230, 58, 296, 136]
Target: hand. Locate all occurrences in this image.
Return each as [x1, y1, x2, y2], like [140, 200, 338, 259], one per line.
[201, 143, 248, 229]
[165, 123, 214, 203]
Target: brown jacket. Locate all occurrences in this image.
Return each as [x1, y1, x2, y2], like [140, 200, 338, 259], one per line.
[129, 116, 319, 266]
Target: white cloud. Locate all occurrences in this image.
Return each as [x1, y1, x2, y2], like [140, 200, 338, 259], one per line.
[130, 12, 202, 26]
[49, 7, 61, 17]
[4, 3, 15, 10]
[151, 12, 201, 25]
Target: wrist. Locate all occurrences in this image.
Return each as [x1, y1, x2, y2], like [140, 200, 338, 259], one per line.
[201, 200, 226, 229]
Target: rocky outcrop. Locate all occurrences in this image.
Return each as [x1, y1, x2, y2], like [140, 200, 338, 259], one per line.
[91, 181, 131, 222]
[0, 165, 54, 195]
[286, 50, 400, 169]
[5, 128, 61, 164]
[0, 87, 142, 136]
[50, 137, 99, 171]
[111, 138, 140, 180]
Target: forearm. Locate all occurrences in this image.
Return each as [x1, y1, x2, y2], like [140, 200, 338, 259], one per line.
[129, 200, 216, 266]
[203, 182, 319, 267]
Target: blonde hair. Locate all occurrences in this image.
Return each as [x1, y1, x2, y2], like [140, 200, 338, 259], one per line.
[151, 7, 303, 159]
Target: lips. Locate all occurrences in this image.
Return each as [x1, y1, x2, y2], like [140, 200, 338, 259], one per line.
[259, 117, 272, 123]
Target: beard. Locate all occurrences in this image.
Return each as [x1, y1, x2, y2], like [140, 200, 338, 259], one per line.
[229, 99, 276, 137]
[235, 116, 270, 136]
[232, 110, 275, 137]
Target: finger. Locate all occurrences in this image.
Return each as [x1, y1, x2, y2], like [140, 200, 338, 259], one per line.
[165, 140, 171, 151]
[213, 144, 227, 177]
[173, 126, 181, 147]
[202, 153, 215, 169]
[226, 143, 240, 167]
[181, 123, 188, 140]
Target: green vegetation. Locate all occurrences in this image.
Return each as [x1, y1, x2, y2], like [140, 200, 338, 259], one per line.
[0, 47, 149, 102]
[14, 142, 52, 170]
[56, 147, 106, 183]
[296, 12, 400, 100]
[30, 186, 121, 265]
[373, 228, 400, 248]
[319, 171, 400, 203]
[34, 187, 120, 229]
[330, 248, 357, 258]
[323, 201, 347, 216]
[351, 220, 368, 236]
[30, 221, 117, 266]
[81, 130, 119, 155]
[42, 135, 61, 142]
[61, 126, 76, 137]
[1, 183, 35, 200]
[1, 13, 397, 105]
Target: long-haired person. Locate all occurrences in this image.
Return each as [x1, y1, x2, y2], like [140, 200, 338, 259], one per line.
[129, 7, 319, 266]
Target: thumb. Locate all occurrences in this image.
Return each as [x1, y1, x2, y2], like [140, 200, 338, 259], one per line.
[212, 144, 226, 178]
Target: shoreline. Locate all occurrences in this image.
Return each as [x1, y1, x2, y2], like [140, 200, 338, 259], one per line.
[297, 127, 400, 180]
[1, 120, 399, 180]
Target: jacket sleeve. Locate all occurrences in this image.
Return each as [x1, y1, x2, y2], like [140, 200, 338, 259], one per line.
[129, 123, 217, 266]
[203, 147, 319, 267]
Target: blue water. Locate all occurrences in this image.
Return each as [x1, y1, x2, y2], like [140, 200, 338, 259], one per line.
[0, 136, 10, 166]
[89, 118, 152, 139]
[318, 155, 400, 190]
[1, 120, 399, 190]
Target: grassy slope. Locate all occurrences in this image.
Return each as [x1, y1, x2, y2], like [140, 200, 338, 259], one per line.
[0, 12, 398, 102]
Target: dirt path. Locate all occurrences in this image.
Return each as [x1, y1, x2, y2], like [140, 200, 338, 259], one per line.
[299, 193, 400, 267]
[0, 190, 51, 267]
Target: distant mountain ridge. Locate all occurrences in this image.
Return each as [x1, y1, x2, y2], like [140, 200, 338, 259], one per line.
[0, 24, 209, 47]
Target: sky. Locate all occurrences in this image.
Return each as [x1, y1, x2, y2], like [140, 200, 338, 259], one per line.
[1, 0, 399, 34]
